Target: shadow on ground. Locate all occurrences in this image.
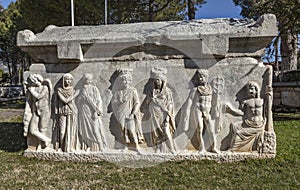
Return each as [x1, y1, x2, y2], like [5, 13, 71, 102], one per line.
[0, 122, 26, 152]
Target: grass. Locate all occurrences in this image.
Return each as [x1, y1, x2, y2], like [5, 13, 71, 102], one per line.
[0, 106, 299, 189]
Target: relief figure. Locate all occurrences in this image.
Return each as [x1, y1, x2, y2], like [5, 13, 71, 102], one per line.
[77, 74, 107, 151]
[147, 67, 176, 153]
[111, 69, 145, 150]
[23, 74, 52, 150]
[225, 81, 265, 152]
[184, 69, 219, 153]
[56, 73, 79, 152]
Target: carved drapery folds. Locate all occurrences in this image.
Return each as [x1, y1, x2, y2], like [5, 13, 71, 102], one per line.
[23, 67, 275, 156]
[20, 15, 277, 162]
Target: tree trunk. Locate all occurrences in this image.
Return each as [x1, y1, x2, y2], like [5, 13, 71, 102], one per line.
[148, 0, 155, 22]
[11, 59, 19, 85]
[280, 32, 298, 71]
[187, 0, 195, 20]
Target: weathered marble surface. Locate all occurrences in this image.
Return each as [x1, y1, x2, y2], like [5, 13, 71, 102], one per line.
[17, 14, 277, 164]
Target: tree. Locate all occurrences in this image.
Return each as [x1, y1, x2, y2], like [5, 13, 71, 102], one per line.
[186, 0, 207, 20]
[0, 0, 207, 85]
[18, 0, 106, 33]
[108, 0, 206, 24]
[0, 2, 28, 85]
[233, 0, 300, 71]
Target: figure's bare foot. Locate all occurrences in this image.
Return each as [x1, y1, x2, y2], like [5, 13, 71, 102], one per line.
[37, 144, 42, 151]
[44, 138, 51, 148]
[198, 149, 206, 154]
[43, 147, 52, 152]
[121, 146, 128, 152]
[211, 148, 220, 154]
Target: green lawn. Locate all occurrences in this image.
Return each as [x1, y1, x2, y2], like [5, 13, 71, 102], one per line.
[0, 109, 299, 189]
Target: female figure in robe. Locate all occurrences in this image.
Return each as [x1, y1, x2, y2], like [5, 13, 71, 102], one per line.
[147, 67, 176, 153]
[56, 73, 79, 152]
[78, 74, 107, 151]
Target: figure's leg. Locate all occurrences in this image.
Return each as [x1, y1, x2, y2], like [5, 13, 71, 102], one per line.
[39, 109, 50, 135]
[92, 123, 104, 151]
[59, 115, 67, 151]
[163, 123, 176, 153]
[163, 115, 176, 153]
[29, 114, 51, 147]
[195, 110, 205, 153]
[129, 129, 139, 148]
[204, 114, 219, 153]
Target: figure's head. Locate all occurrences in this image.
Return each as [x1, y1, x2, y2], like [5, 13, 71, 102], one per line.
[63, 73, 73, 87]
[83, 73, 93, 85]
[27, 74, 43, 86]
[196, 69, 209, 85]
[151, 67, 167, 89]
[247, 81, 260, 98]
[154, 78, 163, 89]
[119, 69, 133, 89]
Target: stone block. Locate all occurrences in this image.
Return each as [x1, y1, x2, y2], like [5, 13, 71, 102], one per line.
[281, 91, 300, 107]
[17, 14, 277, 166]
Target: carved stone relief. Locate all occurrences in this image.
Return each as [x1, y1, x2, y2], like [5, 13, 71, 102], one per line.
[111, 69, 144, 151]
[147, 67, 176, 153]
[225, 81, 269, 153]
[22, 63, 276, 156]
[23, 74, 52, 150]
[77, 74, 107, 152]
[19, 15, 278, 163]
[56, 73, 79, 152]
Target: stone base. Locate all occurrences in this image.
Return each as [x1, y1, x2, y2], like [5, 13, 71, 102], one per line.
[23, 149, 275, 167]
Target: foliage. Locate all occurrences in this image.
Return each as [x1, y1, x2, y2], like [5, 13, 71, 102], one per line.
[108, 0, 206, 23]
[0, 2, 29, 85]
[0, 109, 299, 189]
[0, 0, 206, 85]
[17, 0, 106, 32]
[233, 0, 300, 71]
[17, 0, 207, 30]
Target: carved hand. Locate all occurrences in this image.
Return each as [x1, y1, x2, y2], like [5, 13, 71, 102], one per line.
[96, 108, 102, 116]
[128, 113, 134, 119]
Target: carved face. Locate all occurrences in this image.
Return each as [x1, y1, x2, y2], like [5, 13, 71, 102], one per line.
[64, 76, 73, 87]
[121, 76, 132, 89]
[154, 78, 163, 89]
[198, 73, 207, 85]
[84, 75, 93, 85]
[248, 84, 258, 98]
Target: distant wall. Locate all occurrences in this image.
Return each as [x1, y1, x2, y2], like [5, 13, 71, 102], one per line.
[273, 70, 300, 112]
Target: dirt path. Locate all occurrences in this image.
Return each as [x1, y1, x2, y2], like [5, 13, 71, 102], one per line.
[0, 109, 24, 121]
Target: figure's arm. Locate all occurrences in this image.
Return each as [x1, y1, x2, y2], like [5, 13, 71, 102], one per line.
[126, 90, 140, 120]
[95, 88, 103, 116]
[57, 89, 73, 103]
[183, 88, 196, 131]
[74, 89, 80, 98]
[224, 103, 244, 116]
[29, 86, 48, 100]
[166, 90, 174, 113]
[23, 91, 32, 137]
[186, 88, 196, 113]
[111, 92, 119, 105]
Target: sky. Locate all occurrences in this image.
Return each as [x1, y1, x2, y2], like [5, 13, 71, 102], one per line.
[1, 0, 243, 19]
